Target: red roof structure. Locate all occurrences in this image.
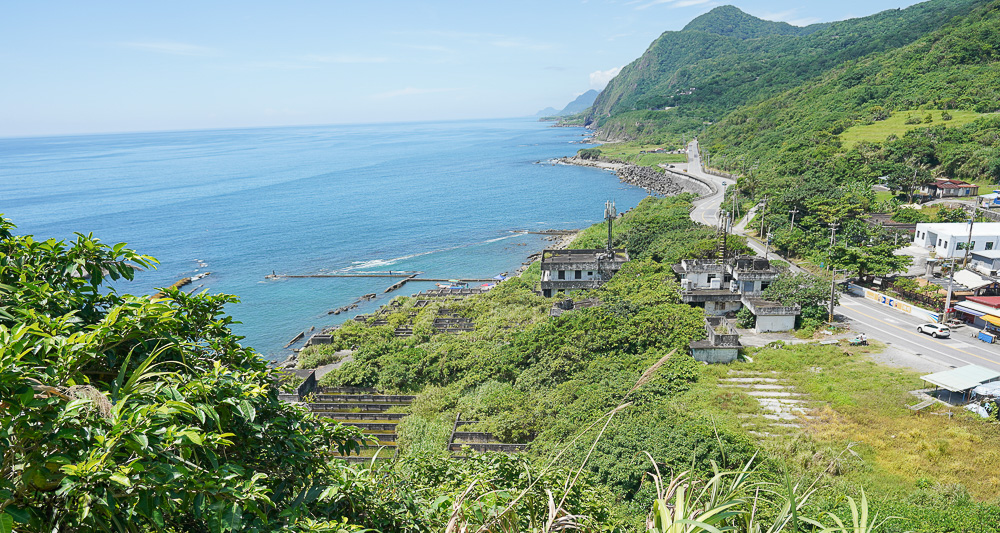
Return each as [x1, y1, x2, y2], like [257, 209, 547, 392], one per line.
[965, 296, 1000, 308]
[934, 179, 978, 189]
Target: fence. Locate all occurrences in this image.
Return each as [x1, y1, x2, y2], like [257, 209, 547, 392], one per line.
[847, 283, 941, 322]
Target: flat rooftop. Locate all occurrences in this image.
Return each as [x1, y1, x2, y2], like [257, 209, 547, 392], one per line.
[541, 248, 629, 263]
[916, 222, 1000, 237]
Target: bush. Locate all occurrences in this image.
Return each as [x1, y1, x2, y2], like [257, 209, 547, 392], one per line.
[892, 207, 930, 223]
[736, 307, 756, 329]
[579, 147, 603, 160]
[297, 343, 352, 369]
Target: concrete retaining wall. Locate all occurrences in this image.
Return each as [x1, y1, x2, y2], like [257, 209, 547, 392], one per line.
[847, 283, 940, 322]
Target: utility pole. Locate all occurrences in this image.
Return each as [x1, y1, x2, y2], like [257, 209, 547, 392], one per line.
[944, 257, 957, 322]
[827, 222, 840, 271]
[764, 230, 772, 260]
[829, 269, 845, 323]
[789, 207, 800, 230]
[759, 195, 769, 238]
[962, 215, 975, 269]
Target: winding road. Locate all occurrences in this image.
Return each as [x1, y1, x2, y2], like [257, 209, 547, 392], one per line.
[685, 140, 732, 227]
[680, 140, 1000, 374]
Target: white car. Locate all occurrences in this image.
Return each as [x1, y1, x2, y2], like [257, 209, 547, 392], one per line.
[917, 323, 951, 338]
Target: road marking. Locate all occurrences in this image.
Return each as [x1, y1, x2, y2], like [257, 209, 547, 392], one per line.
[843, 305, 999, 367]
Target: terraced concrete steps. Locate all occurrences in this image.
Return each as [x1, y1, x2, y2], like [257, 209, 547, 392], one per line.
[312, 394, 415, 403]
[316, 412, 407, 421]
[448, 412, 529, 454]
[307, 387, 409, 462]
[720, 372, 817, 437]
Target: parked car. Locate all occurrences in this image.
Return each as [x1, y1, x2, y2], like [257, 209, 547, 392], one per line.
[917, 323, 951, 338]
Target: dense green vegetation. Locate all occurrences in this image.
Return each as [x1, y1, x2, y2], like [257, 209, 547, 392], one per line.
[311, 195, 1000, 531]
[585, 0, 986, 141]
[0, 217, 613, 532]
[6, 187, 1000, 531]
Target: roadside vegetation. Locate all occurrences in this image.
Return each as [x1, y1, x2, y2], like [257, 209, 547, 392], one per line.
[312, 196, 1000, 531]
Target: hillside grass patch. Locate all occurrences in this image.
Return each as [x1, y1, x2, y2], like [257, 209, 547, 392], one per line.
[840, 109, 983, 149]
[695, 342, 1000, 500]
[595, 143, 688, 167]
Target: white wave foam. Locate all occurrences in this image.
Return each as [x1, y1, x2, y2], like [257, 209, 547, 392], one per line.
[341, 233, 528, 271]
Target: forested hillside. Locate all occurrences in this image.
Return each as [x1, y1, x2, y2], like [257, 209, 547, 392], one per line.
[586, 0, 985, 141]
[695, 0, 1000, 261]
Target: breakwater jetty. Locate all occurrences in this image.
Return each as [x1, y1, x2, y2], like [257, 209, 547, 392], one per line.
[555, 156, 715, 197]
[614, 164, 682, 196]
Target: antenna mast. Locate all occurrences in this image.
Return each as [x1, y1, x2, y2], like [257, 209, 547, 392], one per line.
[605, 200, 617, 252]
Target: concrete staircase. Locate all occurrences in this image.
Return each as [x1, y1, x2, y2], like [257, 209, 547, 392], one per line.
[308, 387, 412, 463]
[447, 412, 529, 456]
[718, 371, 817, 439]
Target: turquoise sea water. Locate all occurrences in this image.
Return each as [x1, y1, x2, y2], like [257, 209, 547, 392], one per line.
[0, 118, 647, 360]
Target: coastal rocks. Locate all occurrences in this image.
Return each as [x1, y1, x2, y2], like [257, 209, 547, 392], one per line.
[557, 156, 682, 196]
[615, 164, 683, 196]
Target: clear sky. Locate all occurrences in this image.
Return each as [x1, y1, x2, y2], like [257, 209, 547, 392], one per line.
[0, 0, 924, 136]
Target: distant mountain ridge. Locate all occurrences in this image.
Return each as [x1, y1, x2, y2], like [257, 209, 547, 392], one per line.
[584, 0, 985, 140]
[681, 5, 819, 39]
[537, 89, 599, 117]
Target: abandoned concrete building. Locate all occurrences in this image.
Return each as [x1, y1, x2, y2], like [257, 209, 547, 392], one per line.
[539, 248, 630, 298]
[690, 316, 741, 363]
[673, 256, 800, 333]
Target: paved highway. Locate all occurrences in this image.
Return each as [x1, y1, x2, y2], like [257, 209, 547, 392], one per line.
[678, 142, 1000, 373]
[675, 141, 1000, 373]
[684, 140, 732, 227]
[837, 293, 1000, 374]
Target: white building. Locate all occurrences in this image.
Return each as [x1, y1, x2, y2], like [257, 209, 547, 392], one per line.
[913, 222, 1000, 258]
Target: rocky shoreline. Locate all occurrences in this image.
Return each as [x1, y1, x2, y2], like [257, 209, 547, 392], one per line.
[555, 156, 683, 196]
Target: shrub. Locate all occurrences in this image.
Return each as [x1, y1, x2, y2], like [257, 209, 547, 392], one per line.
[736, 307, 756, 329]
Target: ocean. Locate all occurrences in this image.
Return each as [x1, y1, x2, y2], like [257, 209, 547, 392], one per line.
[0, 118, 648, 360]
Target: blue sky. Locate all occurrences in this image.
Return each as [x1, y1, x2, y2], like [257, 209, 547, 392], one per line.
[0, 0, 923, 136]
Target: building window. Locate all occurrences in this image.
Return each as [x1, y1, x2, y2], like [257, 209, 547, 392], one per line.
[587, 271, 593, 276]
[988, 242, 995, 251]
[557, 271, 565, 280]
[575, 270, 582, 279]
[938, 238, 942, 246]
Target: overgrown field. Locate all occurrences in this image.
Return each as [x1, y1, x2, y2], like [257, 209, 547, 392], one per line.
[308, 195, 1000, 531]
[592, 144, 689, 167]
[839, 109, 985, 149]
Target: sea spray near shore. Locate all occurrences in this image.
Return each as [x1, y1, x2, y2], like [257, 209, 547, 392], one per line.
[0, 118, 648, 359]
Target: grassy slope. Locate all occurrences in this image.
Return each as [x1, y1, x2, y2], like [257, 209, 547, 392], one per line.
[315, 195, 1000, 530]
[703, 1, 1000, 171]
[840, 109, 984, 148]
[595, 144, 689, 167]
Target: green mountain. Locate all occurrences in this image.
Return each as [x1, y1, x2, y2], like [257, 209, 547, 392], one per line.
[703, 0, 1000, 194]
[586, 0, 986, 140]
[681, 5, 816, 39]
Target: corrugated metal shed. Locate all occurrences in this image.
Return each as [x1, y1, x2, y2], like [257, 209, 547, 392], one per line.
[922, 365, 1000, 393]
